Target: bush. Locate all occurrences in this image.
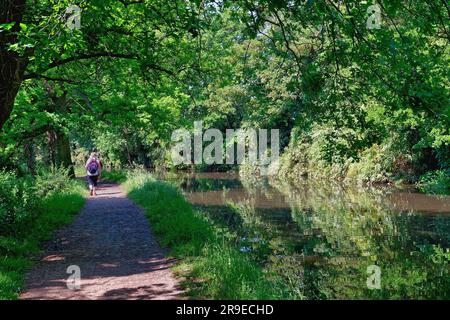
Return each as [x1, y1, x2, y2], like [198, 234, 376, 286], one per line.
[0, 172, 38, 237]
[0, 167, 74, 237]
[278, 129, 421, 185]
[417, 169, 450, 195]
[346, 144, 393, 184]
[34, 167, 73, 198]
[277, 139, 310, 181]
[0, 173, 85, 299]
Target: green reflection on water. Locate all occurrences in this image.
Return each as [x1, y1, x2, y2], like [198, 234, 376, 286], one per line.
[166, 172, 450, 299]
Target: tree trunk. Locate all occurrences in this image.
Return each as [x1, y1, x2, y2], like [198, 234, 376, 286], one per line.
[42, 82, 75, 177]
[55, 129, 75, 178]
[47, 129, 57, 168]
[23, 142, 35, 174]
[137, 140, 151, 169]
[0, 0, 28, 130]
[53, 91, 75, 178]
[124, 132, 133, 166]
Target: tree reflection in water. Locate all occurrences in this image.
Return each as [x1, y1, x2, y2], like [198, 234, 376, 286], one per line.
[168, 172, 450, 299]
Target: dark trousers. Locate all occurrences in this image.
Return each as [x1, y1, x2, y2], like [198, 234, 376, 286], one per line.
[87, 175, 99, 187]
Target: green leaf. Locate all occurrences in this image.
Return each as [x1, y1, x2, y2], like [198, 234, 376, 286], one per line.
[0, 22, 16, 30]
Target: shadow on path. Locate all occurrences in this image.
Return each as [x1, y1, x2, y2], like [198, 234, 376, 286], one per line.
[20, 180, 184, 300]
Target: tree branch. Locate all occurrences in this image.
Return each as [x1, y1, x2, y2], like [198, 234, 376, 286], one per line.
[47, 52, 137, 69]
[23, 73, 80, 84]
[118, 0, 144, 7]
[42, 51, 176, 76]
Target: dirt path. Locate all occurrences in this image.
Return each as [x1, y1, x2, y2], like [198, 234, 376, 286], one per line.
[20, 180, 184, 300]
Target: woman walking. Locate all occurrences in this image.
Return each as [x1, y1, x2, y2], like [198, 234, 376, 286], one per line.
[85, 152, 102, 196]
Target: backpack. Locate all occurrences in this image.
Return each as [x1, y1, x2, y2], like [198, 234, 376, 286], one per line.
[87, 159, 99, 175]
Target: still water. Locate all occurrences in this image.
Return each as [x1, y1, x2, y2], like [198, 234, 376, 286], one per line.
[165, 172, 450, 299]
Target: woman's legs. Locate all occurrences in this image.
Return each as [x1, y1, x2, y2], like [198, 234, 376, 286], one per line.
[88, 176, 98, 196]
[92, 175, 99, 196]
[88, 181, 94, 196]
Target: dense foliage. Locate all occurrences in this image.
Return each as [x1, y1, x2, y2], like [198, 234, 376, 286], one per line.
[1, 1, 448, 187]
[0, 169, 85, 299]
[0, 1, 448, 299]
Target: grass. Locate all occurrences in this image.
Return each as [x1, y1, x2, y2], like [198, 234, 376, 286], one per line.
[75, 166, 128, 183]
[100, 170, 128, 183]
[0, 181, 85, 300]
[124, 172, 287, 299]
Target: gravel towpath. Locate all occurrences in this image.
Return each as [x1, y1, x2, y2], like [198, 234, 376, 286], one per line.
[20, 180, 183, 300]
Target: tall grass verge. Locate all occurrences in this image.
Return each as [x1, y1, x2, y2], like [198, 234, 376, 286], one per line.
[124, 172, 287, 299]
[0, 174, 85, 300]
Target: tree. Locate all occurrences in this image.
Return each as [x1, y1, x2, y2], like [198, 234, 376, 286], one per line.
[0, 0, 28, 129]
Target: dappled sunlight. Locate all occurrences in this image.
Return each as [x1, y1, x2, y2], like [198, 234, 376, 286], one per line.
[20, 181, 184, 300]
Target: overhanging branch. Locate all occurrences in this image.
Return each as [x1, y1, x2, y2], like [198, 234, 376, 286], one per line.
[42, 52, 176, 76]
[23, 73, 80, 83]
[47, 52, 137, 69]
